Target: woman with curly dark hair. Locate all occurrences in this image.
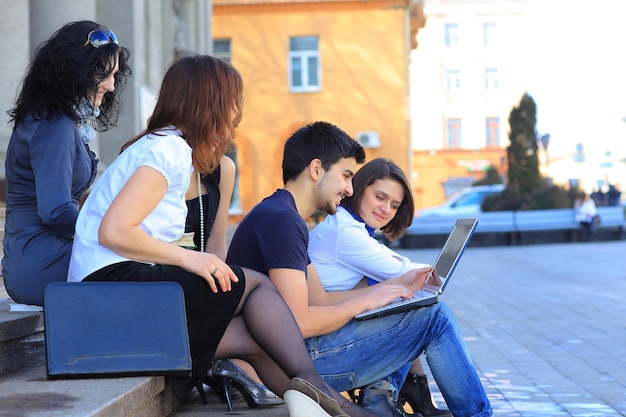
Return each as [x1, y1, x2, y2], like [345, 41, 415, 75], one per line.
[2, 20, 131, 307]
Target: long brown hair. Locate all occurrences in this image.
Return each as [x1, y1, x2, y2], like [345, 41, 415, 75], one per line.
[341, 158, 415, 241]
[121, 55, 243, 173]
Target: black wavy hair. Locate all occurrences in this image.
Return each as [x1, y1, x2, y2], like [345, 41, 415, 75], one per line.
[7, 20, 132, 132]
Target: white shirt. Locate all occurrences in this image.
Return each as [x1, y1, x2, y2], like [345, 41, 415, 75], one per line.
[308, 206, 428, 291]
[68, 128, 192, 282]
[574, 198, 597, 222]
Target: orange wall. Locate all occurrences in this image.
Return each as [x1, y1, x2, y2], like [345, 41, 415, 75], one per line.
[412, 148, 508, 210]
[214, 2, 411, 212]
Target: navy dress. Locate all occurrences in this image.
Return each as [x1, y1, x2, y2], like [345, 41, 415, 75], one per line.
[2, 115, 97, 306]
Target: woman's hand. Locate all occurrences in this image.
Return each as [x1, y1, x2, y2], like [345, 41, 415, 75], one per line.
[98, 166, 238, 294]
[181, 251, 239, 293]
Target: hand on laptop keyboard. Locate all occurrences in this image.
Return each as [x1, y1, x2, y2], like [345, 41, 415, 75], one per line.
[396, 265, 436, 292]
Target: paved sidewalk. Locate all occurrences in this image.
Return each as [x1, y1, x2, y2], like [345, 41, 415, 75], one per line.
[170, 240, 626, 416]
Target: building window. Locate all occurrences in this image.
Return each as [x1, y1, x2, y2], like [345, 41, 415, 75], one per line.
[446, 69, 461, 94]
[446, 118, 462, 148]
[444, 23, 458, 47]
[213, 39, 231, 64]
[486, 117, 500, 147]
[485, 68, 498, 91]
[483, 22, 496, 46]
[289, 36, 320, 92]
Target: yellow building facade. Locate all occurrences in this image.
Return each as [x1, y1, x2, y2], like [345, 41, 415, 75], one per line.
[213, 0, 423, 214]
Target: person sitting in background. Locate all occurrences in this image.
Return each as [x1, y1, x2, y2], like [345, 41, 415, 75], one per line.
[574, 191, 597, 242]
[2, 20, 131, 307]
[309, 157, 451, 417]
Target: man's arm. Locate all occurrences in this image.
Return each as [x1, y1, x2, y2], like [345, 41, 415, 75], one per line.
[310, 263, 433, 303]
[268, 264, 414, 339]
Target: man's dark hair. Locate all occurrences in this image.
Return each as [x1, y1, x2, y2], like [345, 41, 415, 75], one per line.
[282, 121, 366, 184]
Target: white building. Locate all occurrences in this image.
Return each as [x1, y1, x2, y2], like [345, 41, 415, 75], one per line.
[410, 0, 526, 152]
[411, 0, 626, 200]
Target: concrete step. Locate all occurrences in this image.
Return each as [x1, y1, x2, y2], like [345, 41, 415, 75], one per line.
[0, 298, 45, 376]
[0, 361, 180, 417]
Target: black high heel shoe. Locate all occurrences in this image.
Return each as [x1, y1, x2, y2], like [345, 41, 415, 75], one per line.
[209, 359, 284, 411]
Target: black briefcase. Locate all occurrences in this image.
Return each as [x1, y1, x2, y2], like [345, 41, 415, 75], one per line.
[44, 281, 192, 378]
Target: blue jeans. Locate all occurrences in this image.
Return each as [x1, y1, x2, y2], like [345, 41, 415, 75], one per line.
[305, 302, 492, 417]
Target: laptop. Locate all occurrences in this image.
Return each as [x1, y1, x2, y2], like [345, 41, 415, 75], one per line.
[355, 218, 478, 321]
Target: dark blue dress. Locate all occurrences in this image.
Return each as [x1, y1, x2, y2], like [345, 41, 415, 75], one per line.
[2, 114, 97, 306]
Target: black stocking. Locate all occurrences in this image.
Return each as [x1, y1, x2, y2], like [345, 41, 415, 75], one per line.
[236, 268, 323, 388]
[213, 268, 374, 416]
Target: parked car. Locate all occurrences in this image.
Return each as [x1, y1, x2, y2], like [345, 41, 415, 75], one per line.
[417, 184, 505, 218]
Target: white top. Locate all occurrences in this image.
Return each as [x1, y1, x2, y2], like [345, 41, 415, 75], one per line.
[574, 198, 597, 222]
[308, 206, 428, 291]
[68, 128, 192, 282]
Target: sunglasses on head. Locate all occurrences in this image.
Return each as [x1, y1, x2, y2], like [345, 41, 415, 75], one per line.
[84, 30, 118, 48]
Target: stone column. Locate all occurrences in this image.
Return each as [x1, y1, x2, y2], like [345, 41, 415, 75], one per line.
[0, 1, 29, 196]
[29, 0, 96, 51]
[173, 0, 211, 55]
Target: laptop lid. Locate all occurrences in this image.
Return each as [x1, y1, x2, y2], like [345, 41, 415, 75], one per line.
[354, 218, 478, 321]
[424, 217, 479, 295]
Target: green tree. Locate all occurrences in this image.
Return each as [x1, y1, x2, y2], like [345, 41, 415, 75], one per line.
[507, 93, 543, 195]
[472, 165, 502, 186]
[483, 93, 574, 211]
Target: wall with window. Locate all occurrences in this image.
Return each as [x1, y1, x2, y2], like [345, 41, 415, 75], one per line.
[411, 0, 526, 153]
[213, 1, 417, 212]
[408, 0, 525, 207]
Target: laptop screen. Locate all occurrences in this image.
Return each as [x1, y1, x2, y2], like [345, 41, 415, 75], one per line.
[426, 218, 478, 290]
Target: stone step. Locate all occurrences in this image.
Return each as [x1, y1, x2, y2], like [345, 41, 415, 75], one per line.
[0, 361, 179, 417]
[0, 298, 45, 376]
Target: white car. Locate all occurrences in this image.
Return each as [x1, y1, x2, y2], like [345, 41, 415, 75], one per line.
[418, 184, 505, 218]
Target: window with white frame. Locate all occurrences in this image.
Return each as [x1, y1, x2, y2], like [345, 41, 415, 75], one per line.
[446, 118, 462, 148]
[289, 36, 320, 92]
[482, 22, 496, 46]
[213, 39, 231, 64]
[484, 68, 498, 91]
[444, 23, 459, 47]
[486, 117, 500, 147]
[446, 69, 461, 94]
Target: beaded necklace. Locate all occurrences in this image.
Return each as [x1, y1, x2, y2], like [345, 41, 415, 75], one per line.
[197, 172, 205, 252]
